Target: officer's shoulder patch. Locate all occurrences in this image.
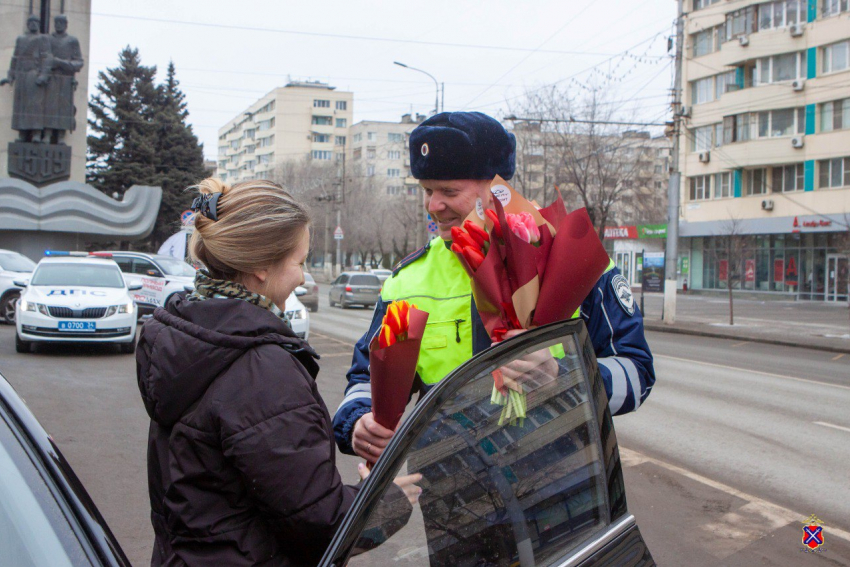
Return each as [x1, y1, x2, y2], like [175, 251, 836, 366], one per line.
[611, 274, 635, 316]
[392, 244, 429, 276]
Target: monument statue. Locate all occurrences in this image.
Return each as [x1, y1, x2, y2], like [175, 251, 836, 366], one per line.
[45, 14, 84, 144]
[1, 13, 82, 185]
[0, 14, 51, 144]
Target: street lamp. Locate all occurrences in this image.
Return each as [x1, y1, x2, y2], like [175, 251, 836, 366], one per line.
[394, 61, 440, 115]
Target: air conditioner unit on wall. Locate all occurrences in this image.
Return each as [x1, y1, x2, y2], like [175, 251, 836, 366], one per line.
[762, 199, 774, 211]
[698, 151, 711, 163]
[791, 136, 805, 148]
[739, 35, 750, 47]
[792, 79, 805, 91]
[790, 23, 804, 37]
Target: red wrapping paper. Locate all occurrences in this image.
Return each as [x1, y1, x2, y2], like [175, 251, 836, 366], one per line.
[369, 308, 429, 433]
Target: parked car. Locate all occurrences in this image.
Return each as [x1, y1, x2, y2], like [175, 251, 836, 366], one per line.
[298, 272, 319, 312]
[318, 319, 654, 566]
[329, 272, 382, 309]
[15, 253, 140, 354]
[0, 249, 36, 325]
[97, 251, 196, 315]
[284, 292, 310, 340]
[369, 268, 393, 282]
[0, 371, 132, 566]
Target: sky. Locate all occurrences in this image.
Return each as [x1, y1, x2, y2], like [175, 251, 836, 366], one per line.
[87, 0, 677, 161]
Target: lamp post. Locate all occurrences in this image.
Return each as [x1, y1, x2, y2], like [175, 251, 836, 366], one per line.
[394, 61, 440, 115]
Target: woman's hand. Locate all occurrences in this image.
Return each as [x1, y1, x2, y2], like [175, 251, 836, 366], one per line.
[358, 464, 423, 505]
[352, 412, 394, 462]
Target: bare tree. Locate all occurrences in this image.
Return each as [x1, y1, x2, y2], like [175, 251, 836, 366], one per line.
[713, 215, 746, 326]
[510, 85, 667, 240]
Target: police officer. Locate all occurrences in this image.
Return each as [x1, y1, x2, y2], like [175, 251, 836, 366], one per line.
[333, 111, 655, 462]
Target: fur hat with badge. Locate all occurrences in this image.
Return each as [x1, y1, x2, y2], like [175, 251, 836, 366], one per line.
[409, 111, 516, 180]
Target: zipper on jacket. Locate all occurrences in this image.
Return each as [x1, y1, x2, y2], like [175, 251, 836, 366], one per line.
[426, 318, 466, 343]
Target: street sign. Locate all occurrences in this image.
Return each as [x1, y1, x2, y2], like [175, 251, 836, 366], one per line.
[334, 226, 344, 240]
[181, 210, 196, 226]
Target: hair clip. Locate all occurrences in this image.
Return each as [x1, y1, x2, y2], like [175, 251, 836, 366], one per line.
[191, 192, 221, 221]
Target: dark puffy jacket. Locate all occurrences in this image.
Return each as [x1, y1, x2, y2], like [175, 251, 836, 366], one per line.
[137, 295, 358, 566]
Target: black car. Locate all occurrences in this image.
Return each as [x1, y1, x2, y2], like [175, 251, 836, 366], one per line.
[320, 319, 654, 566]
[0, 372, 130, 566]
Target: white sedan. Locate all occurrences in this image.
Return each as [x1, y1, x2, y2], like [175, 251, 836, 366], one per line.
[15, 254, 141, 354]
[285, 292, 309, 340]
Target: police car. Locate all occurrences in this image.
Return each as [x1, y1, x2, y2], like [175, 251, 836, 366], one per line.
[96, 251, 196, 315]
[0, 249, 36, 324]
[15, 252, 141, 354]
[285, 292, 310, 340]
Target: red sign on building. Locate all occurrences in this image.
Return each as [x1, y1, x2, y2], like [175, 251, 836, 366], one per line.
[718, 259, 728, 282]
[745, 259, 755, 282]
[603, 226, 638, 239]
[774, 259, 784, 283]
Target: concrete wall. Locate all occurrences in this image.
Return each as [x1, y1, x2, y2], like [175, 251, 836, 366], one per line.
[0, 0, 91, 183]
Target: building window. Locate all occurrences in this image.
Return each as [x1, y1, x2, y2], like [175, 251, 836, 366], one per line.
[313, 133, 331, 143]
[353, 148, 362, 160]
[758, 0, 804, 30]
[745, 168, 768, 195]
[692, 25, 725, 57]
[313, 99, 330, 108]
[387, 168, 401, 177]
[256, 100, 275, 113]
[367, 132, 377, 142]
[756, 51, 806, 84]
[352, 132, 362, 143]
[388, 133, 404, 143]
[335, 136, 347, 146]
[336, 100, 347, 110]
[257, 117, 275, 130]
[407, 186, 418, 196]
[818, 157, 850, 188]
[258, 135, 274, 147]
[386, 185, 402, 195]
[772, 163, 804, 192]
[694, 0, 720, 9]
[723, 113, 753, 143]
[725, 6, 756, 40]
[823, 0, 850, 16]
[691, 77, 715, 105]
[654, 165, 664, 174]
[388, 150, 401, 160]
[715, 71, 738, 98]
[756, 107, 805, 138]
[244, 129, 256, 140]
[692, 125, 714, 151]
[823, 40, 850, 74]
[366, 165, 375, 176]
[336, 118, 347, 128]
[821, 98, 850, 132]
[714, 172, 732, 198]
[312, 150, 333, 160]
[312, 116, 333, 126]
[258, 153, 273, 165]
[367, 148, 376, 160]
[689, 175, 711, 200]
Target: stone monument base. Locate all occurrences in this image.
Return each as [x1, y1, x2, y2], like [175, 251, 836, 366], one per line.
[8, 142, 72, 186]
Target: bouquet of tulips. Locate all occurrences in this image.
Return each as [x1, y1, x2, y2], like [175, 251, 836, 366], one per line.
[369, 300, 429, 443]
[451, 176, 611, 426]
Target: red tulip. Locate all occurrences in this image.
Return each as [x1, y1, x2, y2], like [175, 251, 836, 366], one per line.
[485, 209, 503, 238]
[462, 245, 485, 271]
[378, 323, 396, 348]
[464, 220, 490, 248]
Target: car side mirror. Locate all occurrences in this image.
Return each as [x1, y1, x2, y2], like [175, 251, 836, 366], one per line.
[147, 269, 163, 277]
[127, 283, 143, 291]
[12, 279, 28, 287]
[295, 286, 307, 296]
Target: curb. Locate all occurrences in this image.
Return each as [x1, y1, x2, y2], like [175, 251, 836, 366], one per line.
[644, 322, 850, 356]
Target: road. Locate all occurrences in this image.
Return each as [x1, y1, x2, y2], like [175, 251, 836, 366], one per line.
[0, 285, 847, 565]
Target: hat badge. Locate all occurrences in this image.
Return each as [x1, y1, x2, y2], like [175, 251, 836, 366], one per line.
[420, 143, 429, 156]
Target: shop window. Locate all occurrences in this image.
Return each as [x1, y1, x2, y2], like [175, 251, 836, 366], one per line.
[818, 157, 850, 188]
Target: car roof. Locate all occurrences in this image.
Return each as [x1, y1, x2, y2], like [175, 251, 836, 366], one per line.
[38, 256, 120, 267]
[95, 250, 152, 259]
[341, 271, 381, 277]
[0, 249, 27, 255]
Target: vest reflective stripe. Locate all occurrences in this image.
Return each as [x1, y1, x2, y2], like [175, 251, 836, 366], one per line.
[382, 239, 473, 384]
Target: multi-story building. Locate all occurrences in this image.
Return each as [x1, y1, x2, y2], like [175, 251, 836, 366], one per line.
[216, 81, 353, 183]
[680, 0, 850, 301]
[346, 113, 426, 197]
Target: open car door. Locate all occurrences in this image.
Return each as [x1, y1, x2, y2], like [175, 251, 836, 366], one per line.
[321, 319, 654, 567]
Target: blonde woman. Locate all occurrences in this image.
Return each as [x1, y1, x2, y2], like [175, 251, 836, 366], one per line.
[137, 178, 419, 566]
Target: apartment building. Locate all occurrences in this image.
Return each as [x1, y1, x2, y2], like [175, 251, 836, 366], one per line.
[346, 113, 427, 197]
[681, 0, 850, 300]
[216, 81, 353, 182]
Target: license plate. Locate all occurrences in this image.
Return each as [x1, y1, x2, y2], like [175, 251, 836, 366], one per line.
[58, 321, 96, 332]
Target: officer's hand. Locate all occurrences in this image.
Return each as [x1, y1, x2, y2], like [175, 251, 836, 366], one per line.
[353, 412, 394, 462]
[495, 329, 558, 387]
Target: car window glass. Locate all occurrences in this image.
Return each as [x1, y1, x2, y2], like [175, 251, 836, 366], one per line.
[31, 264, 125, 288]
[131, 259, 159, 276]
[340, 331, 610, 567]
[350, 275, 380, 286]
[154, 256, 196, 277]
[0, 413, 90, 566]
[338, 275, 349, 285]
[0, 252, 36, 272]
[112, 257, 132, 273]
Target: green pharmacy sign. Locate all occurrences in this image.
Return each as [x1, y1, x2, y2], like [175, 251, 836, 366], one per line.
[637, 224, 667, 239]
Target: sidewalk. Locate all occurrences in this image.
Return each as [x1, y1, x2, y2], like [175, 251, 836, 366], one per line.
[640, 292, 850, 354]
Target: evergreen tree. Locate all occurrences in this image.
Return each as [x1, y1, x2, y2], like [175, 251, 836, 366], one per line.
[87, 47, 159, 197]
[149, 61, 207, 249]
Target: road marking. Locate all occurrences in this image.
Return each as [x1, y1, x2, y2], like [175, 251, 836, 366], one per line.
[311, 331, 356, 348]
[620, 447, 850, 543]
[813, 421, 850, 434]
[833, 353, 846, 361]
[319, 351, 354, 358]
[655, 354, 850, 391]
[731, 341, 750, 348]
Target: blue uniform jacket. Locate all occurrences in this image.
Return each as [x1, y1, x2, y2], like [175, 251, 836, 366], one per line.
[332, 265, 655, 455]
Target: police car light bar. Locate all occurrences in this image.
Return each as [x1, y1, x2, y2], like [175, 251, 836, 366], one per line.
[44, 251, 89, 257]
[88, 252, 113, 258]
